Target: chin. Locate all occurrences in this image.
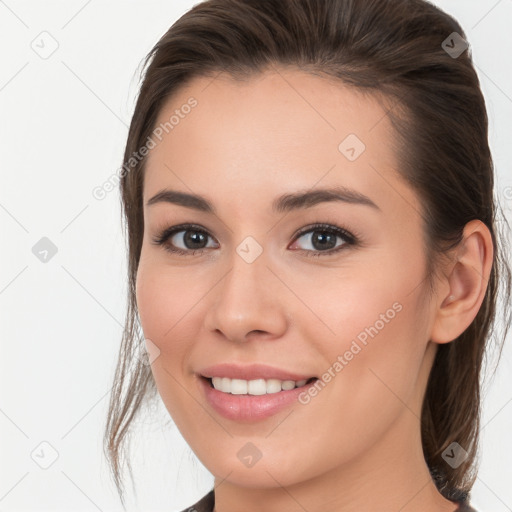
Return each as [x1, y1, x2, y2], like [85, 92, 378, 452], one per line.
[198, 447, 319, 490]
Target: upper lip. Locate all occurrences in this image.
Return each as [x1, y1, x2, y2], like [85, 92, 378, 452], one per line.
[199, 363, 316, 381]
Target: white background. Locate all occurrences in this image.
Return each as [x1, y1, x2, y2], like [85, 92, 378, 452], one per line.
[0, 1, 511, 511]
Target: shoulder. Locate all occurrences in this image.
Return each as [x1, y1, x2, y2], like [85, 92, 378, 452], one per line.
[178, 489, 215, 512]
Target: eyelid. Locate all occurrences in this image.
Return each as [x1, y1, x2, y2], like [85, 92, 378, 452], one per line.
[151, 223, 219, 249]
[292, 223, 356, 244]
[151, 220, 361, 257]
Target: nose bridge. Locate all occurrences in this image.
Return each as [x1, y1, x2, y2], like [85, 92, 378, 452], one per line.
[204, 243, 287, 342]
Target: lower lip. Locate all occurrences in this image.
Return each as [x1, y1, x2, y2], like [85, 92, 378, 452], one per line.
[199, 376, 317, 422]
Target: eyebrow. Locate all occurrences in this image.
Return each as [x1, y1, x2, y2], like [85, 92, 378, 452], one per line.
[146, 186, 380, 214]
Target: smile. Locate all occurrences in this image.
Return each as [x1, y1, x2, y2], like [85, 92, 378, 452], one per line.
[209, 376, 315, 395]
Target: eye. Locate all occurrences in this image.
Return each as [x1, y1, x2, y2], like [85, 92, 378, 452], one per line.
[151, 224, 218, 256]
[289, 223, 357, 257]
[151, 222, 358, 258]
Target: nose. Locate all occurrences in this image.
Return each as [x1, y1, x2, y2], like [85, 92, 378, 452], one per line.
[203, 250, 288, 343]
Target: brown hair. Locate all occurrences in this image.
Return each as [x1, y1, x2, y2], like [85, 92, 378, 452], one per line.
[104, 0, 512, 506]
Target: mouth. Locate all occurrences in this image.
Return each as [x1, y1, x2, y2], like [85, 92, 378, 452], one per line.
[197, 363, 320, 421]
[201, 375, 318, 395]
[199, 374, 319, 421]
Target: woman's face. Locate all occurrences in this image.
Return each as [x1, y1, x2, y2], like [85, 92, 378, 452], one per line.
[136, 69, 441, 489]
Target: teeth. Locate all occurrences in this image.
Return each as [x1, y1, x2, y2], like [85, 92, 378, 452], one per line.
[266, 379, 282, 394]
[248, 379, 266, 395]
[210, 376, 311, 395]
[281, 380, 296, 391]
[231, 379, 247, 395]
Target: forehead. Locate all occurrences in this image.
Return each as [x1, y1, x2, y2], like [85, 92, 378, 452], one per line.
[143, 68, 419, 217]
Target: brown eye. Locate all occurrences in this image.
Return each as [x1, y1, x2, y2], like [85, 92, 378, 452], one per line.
[289, 223, 357, 257]
[152, 222, 358, 258]
[152, 224, 218, 256]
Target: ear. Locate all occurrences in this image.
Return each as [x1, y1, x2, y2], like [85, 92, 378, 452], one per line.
[430, 219, 494, 344]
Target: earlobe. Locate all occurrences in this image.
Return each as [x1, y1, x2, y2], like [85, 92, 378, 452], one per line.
[430, 220, 494, 344]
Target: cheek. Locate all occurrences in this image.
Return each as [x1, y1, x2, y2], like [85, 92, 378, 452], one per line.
[136, 268, 167, 342]
[134, 262, 196, 412]
[299, 245, 430, 414]
[135, 263, 197, 424]
[297, 254, 424, 356]
[135, 261, 196, 347]
[283, 294, 429, 479]
[135, 256, 214, 378]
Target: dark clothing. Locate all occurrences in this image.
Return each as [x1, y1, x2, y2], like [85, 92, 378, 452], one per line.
[179, 489, 214, 512]
[179, 489, 478, 511]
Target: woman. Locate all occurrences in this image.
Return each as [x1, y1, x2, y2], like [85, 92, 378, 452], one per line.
[104, 0, 511, 510]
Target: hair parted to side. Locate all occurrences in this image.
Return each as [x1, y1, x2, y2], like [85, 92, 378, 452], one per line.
[104, 0, 512, 507]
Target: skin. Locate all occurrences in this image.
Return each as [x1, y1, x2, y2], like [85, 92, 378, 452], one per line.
[135, 68, 493, 512]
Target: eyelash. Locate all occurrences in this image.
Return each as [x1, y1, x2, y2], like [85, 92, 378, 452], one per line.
[151, 222, 359, 258]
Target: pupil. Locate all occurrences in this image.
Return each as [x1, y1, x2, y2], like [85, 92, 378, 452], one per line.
[313, 231, 336, 250]
[185, 231, 206, 249]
